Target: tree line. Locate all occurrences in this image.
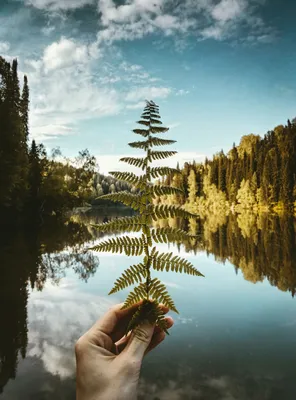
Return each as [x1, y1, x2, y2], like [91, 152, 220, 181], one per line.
[0, 56, 133, 222]
[153, 212, 296, 298]
[159, 121, 296, 213]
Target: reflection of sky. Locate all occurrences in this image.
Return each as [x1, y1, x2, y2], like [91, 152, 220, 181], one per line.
[2, 249, 296, 399]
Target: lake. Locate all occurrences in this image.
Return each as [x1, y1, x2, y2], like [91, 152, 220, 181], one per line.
[1, 209, 296, 400]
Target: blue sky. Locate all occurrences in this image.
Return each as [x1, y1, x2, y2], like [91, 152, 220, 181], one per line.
[1, 0, 296, 172]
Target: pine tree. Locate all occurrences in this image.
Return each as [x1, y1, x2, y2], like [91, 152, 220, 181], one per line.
[187, 168, 197, 213]
[28, 140, 43, 210]
[218, 150, 226, 192]
[21, 75, 29, 143]
[0, 57, 28, 212]
[90, 101, 204, 333]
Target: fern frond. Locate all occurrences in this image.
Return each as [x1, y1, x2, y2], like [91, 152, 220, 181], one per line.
[148, 278, 178, 313]
[128, 140, 149, 151]
[150, 204, 197, 220]
[149, 185, 184, 197]
[120, 157, 147, 170]
[97, 100, 204, 335]
[142, 112, 160, 119]
[150, 248, 204, 277]
[150, 118, 162, 125]
[89, 235, 145, 256]
[133, 128, 149, 137]
[143, 107, 159, 115]
[150, 113, 161, 119]
[148, 151, 177, 162]
[109, 171, 146, 190]
[92, 215, 143, 233]
[125, 300, 168, 334]
[150, 126, 169, 134]
[95, 192, 142, 210]
[149, 167, 180, 179]
[149, 137, 176, 147]
[137, 120, 150, 126]
[151, 227, 198, 244]
[125, 303, 145, 333]
[109, 263, 147, 294]
[122, 282, 148, 309]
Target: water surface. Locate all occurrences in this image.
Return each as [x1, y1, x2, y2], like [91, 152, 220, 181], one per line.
[1, 210, 296, 399]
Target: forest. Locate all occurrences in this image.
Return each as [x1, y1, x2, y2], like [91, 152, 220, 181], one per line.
[160, 123, 296, 214]
[0, 56, 133, 223]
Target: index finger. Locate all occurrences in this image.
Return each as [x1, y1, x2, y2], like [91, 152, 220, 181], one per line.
[88, 302, 169, 344]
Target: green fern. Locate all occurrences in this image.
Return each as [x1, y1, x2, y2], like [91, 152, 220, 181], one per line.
[89, 100, 204, 334]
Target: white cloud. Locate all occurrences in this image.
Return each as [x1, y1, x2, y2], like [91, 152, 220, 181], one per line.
[41, 25, 55, 36]
[126, 101, 146, 110]
[126, 86, 172, 102]
[99, 0, 164, 26]
[0, 41, 10, 52]
[24, 37, 125, 140]
[154, 14, 178, 30]
[24, 0, 95, 10]
[176, 89, 189, 96]
[211, 0, 246, 23]
[201, 25, 224, 40]
[96, 0, 196, 46]
[120, 61, 142, 72]
[22, 32, 174, 141]
[42, 37, 90, 73]
[94, 0, 274, 47]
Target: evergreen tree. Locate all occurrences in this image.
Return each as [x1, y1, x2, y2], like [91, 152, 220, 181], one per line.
[21, 75, 29, 143]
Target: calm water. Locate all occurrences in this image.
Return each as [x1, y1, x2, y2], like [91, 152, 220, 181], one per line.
[1, 209, 296, 400]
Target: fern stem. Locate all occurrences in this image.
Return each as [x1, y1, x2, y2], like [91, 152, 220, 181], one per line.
[144, 106, 153, 300]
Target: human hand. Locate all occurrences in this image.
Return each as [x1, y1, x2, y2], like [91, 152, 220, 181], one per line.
[75, 302, 174, 400]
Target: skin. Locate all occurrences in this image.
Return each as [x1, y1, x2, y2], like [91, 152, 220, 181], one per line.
[75, 302, 174, 400]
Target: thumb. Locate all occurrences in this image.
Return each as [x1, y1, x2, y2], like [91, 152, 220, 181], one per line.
[123, 321, 154, 361]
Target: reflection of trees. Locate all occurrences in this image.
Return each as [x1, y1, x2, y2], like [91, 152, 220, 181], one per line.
[0, 208, 134, 393]
[159, 213, 296, 296]
[0, 216, 99, 394]
[0, 235, 28, 394]
[41, 251, 98, 285]
[204, 214, 296, 296]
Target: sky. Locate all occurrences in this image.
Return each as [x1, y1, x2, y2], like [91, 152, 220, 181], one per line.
[1, 0, 296, 173]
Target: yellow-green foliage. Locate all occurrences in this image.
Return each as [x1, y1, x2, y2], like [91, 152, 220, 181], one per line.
[89, 101, 204, 333]
[236, 179, 257, 210]
[197, 174, 229, 212]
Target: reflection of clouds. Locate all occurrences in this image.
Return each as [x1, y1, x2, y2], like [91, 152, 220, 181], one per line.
[139, 371, 285, 400]
[139, 378, 202, 399]
[27, 280, 115, 379]
[175, 316, 193, 325]
[162, 281, 181, 289]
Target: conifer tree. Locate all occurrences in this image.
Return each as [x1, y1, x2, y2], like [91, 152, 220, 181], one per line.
[21, 75, 29, 143]
[0, 57, 28, 211]
[90, 101, 204, 333]
[187, 168, 197, 212]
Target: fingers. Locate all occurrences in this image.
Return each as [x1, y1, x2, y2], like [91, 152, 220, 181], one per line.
[88, 302, 171, 349]
[117, 316, 174, 358]
[87, 302, 141, 345]
[115, 333, 131, 354]
[121, 321, 155, 360]
[145, 316, 174, 355]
